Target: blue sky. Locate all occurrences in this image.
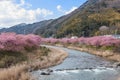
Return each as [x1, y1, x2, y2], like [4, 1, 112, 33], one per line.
[0, 0, 86, 28]
[16, 0, 87, 18]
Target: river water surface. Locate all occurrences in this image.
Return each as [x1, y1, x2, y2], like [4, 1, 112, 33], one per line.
[32, 46, 120, 80]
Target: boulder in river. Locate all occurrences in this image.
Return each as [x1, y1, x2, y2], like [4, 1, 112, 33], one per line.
[113, 62, 120, 68]
[41, 72, 50, 75]
[41, 69, 53, 75]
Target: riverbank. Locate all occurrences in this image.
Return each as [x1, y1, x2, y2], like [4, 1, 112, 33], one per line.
[55, 44, 120, 62]
[0, 46, 68, 80]
[33, 45, 120, 80]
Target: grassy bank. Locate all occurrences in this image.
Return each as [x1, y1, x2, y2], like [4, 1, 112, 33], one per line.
[68, 45, 120, 62]
[0, 46, 68, 80]
[55, 44, 120, 62]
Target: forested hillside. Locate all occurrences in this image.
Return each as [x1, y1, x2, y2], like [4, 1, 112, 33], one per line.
[55, 0, 120, 38]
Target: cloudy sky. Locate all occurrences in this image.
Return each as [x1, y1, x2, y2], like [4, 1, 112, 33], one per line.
[0, 0, 86, 28]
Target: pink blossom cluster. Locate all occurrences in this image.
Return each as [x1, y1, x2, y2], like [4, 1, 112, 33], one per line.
[0, 33, 41, 52]
[59, 38, 79, 44]
[42, 38, 79, 44]
[78, 36, 120, 47]
[42, 36, 120, 48]
[41, 38, 58, 44]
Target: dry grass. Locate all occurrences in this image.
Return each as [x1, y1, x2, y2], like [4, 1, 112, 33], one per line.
[0, 64, 33, 80]
[55, 44, 120, 62]
[29, 47, 68, 70]
[0, 47, 68, 80]
[67, 46, 120, 61]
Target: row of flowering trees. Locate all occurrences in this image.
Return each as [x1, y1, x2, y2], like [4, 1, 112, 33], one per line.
[0, 32, 119, 52]
[0, 33, 41, 52]
[41, 36, 120, 50]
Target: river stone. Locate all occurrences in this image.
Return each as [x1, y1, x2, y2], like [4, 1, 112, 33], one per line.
[113, 62, 120, 68]
[47, 69, 53, 72]
[41, 72, 50, 75]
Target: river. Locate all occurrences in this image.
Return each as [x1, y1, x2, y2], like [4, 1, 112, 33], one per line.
[32, 46, 120, 80]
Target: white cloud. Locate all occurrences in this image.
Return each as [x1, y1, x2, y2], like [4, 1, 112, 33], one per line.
[57, 5, 61, 11]
[0, 0, 53, 28]
[56, 5, 65, 13]
[56, 5, 77, 15]
[18, 0, 32, 8]
[65, 6, 77, 14]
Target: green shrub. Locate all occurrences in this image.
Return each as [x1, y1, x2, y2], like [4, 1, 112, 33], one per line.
[40, 46, 50, 56]
[0, 51, 27, 68]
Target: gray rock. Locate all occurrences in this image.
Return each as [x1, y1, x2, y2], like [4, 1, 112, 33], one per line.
[47, 69, 53, 72]
[41, 72, 50, 75]
[113, 62, 120, 68]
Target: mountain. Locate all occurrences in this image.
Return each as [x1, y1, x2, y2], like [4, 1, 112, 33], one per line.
[54, 0, 120, 37]
[0, 0, 120, 38]
[0, 20, 53, 35]
[35, 0, 120, 37]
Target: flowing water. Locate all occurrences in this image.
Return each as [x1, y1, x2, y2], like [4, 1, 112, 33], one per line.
[32, 46, 120, 80]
